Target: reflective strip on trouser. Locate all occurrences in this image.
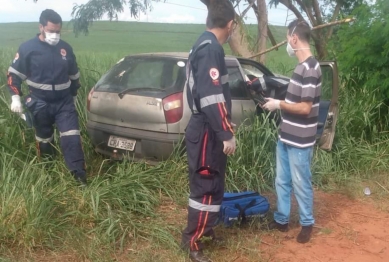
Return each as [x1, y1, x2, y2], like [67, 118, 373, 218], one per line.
[189, 199, 220, 212]
[60, 130, 81, 137]
[36, 135, 55, 157]
[31, 95, 86, 179]
[35, 134, 54, 143]
[181, 119, 227, 251]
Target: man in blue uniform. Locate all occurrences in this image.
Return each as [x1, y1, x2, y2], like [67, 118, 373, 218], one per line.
[7, 9, 87, 186]
[181, 1, 237, 261]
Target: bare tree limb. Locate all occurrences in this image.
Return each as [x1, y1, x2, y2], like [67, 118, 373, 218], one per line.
[326, 2, 342, 39]
[241, 1, 255, 18]
[312, 0, 324, 25]
[267, 25, 277, 47]
[256, 0, 268, 63]
[277, 0, 305, 21]
[248, 18, 355, 59]
[294, 0, 317, 26]
[248, 40, 287, 58]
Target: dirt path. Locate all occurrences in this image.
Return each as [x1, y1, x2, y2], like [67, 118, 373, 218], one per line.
[9, 190, 389, 262]
[257, 191, 389, 262]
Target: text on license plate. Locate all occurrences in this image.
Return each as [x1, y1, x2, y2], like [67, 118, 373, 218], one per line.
[107, 136, 136, 151]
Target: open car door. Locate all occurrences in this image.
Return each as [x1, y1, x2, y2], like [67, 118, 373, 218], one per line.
[317, 61, 339, 151]
[237, 58, 339, 151]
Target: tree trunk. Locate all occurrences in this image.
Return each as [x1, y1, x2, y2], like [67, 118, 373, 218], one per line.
[313, 31, 328, 60]
[256, 0, 268, 63]
[229, 15, 254, 57]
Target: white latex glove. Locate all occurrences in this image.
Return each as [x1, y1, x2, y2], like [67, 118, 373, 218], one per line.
[11, 95, 23, 113]
[223, 136, 236, 156]
[262, 98, 281, 112]
[73, 96, 77, 104]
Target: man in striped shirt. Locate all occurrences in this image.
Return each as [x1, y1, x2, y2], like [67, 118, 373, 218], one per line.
[262, 19, 322, 243]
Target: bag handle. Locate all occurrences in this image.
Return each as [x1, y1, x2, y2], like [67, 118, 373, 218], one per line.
[234, 199, 256, 224]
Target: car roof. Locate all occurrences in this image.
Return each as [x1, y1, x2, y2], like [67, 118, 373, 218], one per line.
[126, 52, 237, 61]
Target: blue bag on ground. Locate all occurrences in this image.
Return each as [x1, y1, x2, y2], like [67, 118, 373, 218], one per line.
[218, 191, 270, 227]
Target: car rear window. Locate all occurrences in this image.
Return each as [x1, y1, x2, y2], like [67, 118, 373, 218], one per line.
[95, 56, 187, 94]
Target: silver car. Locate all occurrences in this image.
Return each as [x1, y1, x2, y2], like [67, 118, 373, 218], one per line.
[86, 53, 339, 162]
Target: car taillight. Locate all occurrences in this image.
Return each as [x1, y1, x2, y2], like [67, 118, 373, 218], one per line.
[87, 87, 94, 112]
[162, 92, 183, 124]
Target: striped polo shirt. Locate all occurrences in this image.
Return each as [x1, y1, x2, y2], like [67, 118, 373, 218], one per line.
[279, 56, 322, 148]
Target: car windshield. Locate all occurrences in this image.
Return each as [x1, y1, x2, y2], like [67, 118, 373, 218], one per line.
[95, 56, 187, 95]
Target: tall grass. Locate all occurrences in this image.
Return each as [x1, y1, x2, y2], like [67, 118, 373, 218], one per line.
[1, 45, 389, 261]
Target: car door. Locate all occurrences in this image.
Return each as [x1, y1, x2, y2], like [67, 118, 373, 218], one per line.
[316, 61, 339, 151]
[225, 58, 256, 126]
[237, 58, 339, 151]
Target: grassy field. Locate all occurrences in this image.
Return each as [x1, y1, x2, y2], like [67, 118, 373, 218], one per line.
[0, 21, 297, 73]
[0, 21, 389, 261]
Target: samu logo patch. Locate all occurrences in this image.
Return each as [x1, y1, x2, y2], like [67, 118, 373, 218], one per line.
[60, 49, 67, 60]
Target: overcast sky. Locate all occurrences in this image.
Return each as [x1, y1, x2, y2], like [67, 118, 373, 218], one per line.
[0, 0, 293, 26]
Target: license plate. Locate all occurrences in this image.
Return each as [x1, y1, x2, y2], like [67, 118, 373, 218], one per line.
[107, 136, 136, 151]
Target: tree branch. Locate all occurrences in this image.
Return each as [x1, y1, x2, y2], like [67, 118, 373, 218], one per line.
[248, 18, 355, 58]
[248, 40, 287, 58]
[294, 0, 317, 26]
[312, 0, 323, 25]
[241, 1, 255, 18]
[278, 0, 305, 21]
[326, 2, 341, 39]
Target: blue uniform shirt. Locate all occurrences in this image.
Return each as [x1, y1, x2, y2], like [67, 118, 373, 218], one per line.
[186, 31, 234, 142]
[7, 34, 80, 102]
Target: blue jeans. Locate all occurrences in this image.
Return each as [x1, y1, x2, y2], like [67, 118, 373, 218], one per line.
[274, 140, 314, 226]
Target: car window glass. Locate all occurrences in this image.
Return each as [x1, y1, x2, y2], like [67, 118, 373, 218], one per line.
[320, 65, 333, 100]
[95, 57, 185, 94]
[127, 61, 164, 88]
[228, 66, 247, 99]
[241, 64, 265, 79]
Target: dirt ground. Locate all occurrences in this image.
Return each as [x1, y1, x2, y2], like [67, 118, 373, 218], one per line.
[257, 191, 389, 262]
[127, 189, 389, 262]
[9, 189, 389, 262]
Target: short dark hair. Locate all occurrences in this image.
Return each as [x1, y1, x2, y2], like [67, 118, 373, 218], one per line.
[39, 9, 62, 26]
[287, 19, 311, 43]
[206, 0, 235, 29]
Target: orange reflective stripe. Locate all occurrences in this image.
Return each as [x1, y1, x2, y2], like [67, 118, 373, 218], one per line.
[190, 195, 206, 250]
[222, 103, 234, 134]
[201, 131, 208, 167]
[7, 73, 19, 95]
[197, 195, 212, 240]
[217, 102, 234, 134]
[217, 103, 227, 131]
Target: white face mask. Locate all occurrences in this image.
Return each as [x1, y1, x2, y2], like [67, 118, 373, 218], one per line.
[287, 42, 296, 57]
[44, 32, 60, 46]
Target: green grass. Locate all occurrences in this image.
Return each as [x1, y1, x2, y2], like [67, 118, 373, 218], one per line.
[0, 21, 389, 261]
[0, 21, 297, 73]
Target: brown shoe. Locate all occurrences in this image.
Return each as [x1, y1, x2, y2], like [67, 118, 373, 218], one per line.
[263, 220, 289, 232]
[189, 251, 212, 262]
[297, 225, 313, 243]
